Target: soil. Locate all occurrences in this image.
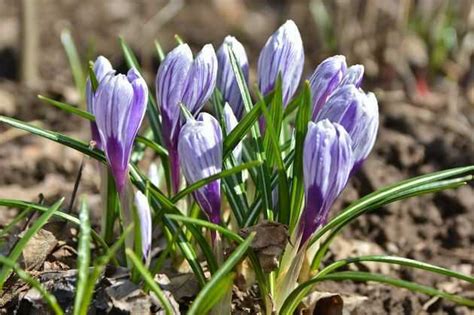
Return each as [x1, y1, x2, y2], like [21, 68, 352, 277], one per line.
[1, 0, 473, 314]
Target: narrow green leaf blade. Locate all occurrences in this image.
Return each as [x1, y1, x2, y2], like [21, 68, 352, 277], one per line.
[0, 198, 64, 287]
[188, 233, 255, 315]
[73, 198, 91, 315]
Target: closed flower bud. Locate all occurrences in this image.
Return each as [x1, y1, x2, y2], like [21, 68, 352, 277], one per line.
[94, 68, 148, 193]
[316, 85, 379, 173]
[135, 191, 152, 262]
[156, 44, 218, 193]
[178, 113, 223, 225]
[86, 56, 114, 149]
[309, 55, 347, 120]
[300, 120, 353, 244]
[258, 20, 304, 106]
[217, 36, 249, 120]
[223, 103, 242, 163]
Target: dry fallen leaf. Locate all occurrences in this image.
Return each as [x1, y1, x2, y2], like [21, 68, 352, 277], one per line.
[239, 221, 289, 273]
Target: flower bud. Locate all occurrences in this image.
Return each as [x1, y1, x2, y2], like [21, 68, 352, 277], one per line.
[94, 68, 148, 193]
[339, 65, 364, 88]
[86, 56, 114, 149]
[316, 85, 379, 172]
[258, 20, 304, 106]
[217, 36, 249, 120]
[223, 103, 242, 163]
[156, 44, 218, 193]
[309, 55, 347, 120]
[135, 191, 152, 262]
[300, 120, 353, 244]
[178, 113, 223, 224]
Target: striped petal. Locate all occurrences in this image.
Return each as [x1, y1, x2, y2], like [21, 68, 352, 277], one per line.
[300, 119, 353, 244]
[258, 20, 304, 106]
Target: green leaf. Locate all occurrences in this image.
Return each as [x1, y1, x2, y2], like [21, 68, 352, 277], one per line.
[166, 214, 244, 243]
[310, 173, 473, 271]
[0, 199, 111, 257]
[308, 166, 474, 249]
[125, 249, 175, 315]
[61, 29, 86, 102]
[0, 207, 32, 239]
[280, 271, 474, 314]
[188, 233, 255, 315]
[154, 39, 165, 62]
[172, 160, 262, 203]
[79, 225, 134, 315]
[38, 95, 94, 121]
[87, 61, 99, 92]
[227, 44, 272, 220]
[73, 198, 91, 315]
[289, 81, 312, 232]
[0, 255, 64, 314]
[223, 101, 261, 158]
[135, 136, 168, 158]
[0, 198, 64, 288]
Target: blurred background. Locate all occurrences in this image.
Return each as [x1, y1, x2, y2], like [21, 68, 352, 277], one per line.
[0, 0, 473, 313]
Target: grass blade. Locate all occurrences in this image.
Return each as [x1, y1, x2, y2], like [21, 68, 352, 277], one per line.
[0, 199, 110, 256]
[0, 198, 64, 288]
[61, 29, 85, 102]
[288, 81, 312, 232]
[308, 166, 474, 248]
[280, 271, 474, 314]
[125, 249, 175, 315]
[38, 95, 94, 120]
[73, 198, 91, 315]
[0, 256, 64, 314]
[172, 160, 262, 203]
[188, 233, 255, 315]
[310, 175, 472, 270]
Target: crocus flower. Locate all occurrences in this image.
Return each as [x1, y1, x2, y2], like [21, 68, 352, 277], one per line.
[309, 55, 347, 120]
[316, 84, 379, 173]
[217, 36, 249, 120]
[156, 44, 218, 193]
[222, 103, 242, 163]
[94, 68, 148, 193]
[300, 119, 353, 244]
[258, 20, 304, 107]
[178, 113, 223, 225]
[339, 65, 364, 88]
[135, 191, 152, 262]
[86, 56, 114, 149]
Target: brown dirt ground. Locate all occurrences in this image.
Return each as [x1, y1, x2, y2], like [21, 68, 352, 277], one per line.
[1, 0, 473, 314]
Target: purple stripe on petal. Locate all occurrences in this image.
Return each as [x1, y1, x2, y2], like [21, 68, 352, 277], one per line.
[178, 113, 223, 225]
[300, 120, 353, 245]
[309, 55, 347, 120]
[316, 85, 379, 172]
[258, 20, 304, 107]
[182, 44, 218, 115]
[94, 68, 147, 194]
[217, 36, 249, 120]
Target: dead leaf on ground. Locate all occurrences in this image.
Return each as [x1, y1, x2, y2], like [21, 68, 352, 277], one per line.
[239, 221, 289, 273]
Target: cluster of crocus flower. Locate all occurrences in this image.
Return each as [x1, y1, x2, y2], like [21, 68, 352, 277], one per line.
[85, 19, 379, 256]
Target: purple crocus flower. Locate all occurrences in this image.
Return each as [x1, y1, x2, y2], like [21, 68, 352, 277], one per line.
[94, 68, 148, 193]
[135, 191, 152, 262]
[309, 55, 347, 120]
[299, 119, 353, 245]
[156, 44, 217, 193]
[217, 36, 249, 120]
[316, 84, 379, 173]
[223, 103, 242, 163]
[178, 113, 222, 225]
[258, 20, 304, 107]
[339, 65, 364, 87]
[86, 56, 114, 149]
